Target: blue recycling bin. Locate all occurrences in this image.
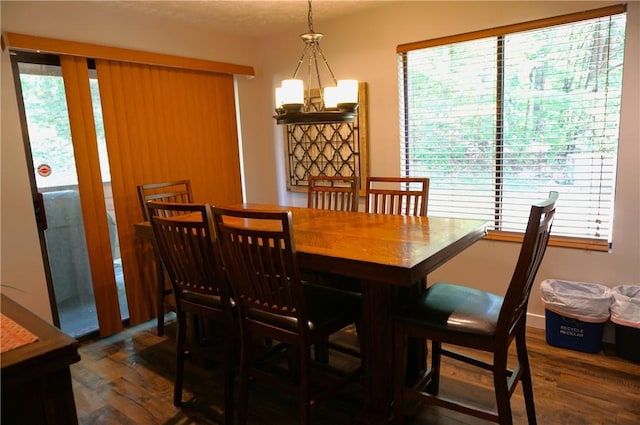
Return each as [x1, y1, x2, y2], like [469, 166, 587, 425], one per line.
[541, 279, 612, 353]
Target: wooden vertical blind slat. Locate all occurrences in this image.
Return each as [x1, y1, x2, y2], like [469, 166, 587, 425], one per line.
[60, 56, 123, 336]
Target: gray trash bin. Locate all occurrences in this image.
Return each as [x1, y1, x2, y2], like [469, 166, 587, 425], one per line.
[540, 279, 611, 353]
[610, 285, 640, 363]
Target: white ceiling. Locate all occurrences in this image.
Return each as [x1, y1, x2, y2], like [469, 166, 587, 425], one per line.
[109, 0, 385, 38]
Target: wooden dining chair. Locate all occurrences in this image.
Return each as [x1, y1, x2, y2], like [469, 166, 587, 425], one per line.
[212, 207, 362, 425]
[366, 176, 429, 293]
[307, 175, 359, 212]
[365, 176, 429, 216]
[392, 191, 558, 425]
[306, 175, 363, 361]
[137, 179, 193, 220]
[147, 201, 235, 425]
[137, 179, 193, 336]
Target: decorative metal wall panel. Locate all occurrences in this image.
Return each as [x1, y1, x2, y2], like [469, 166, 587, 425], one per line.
[285, 83, 368, 195]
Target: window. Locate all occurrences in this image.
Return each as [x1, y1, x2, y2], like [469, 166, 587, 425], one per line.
[398, 5, 627, 251]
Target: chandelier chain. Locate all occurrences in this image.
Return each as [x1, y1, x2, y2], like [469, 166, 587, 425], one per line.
[308, 0, 314, 32]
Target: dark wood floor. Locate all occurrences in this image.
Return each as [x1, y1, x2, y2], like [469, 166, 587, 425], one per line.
[71, 316, 640, 425]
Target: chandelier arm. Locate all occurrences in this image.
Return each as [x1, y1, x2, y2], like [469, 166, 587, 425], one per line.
[291, 43, 312, 79]
[314, 45, 339, 87]
[312, 45, 326, 107]
[306, 51, 314, 110]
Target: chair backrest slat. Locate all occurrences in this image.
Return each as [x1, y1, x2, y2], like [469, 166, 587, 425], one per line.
[307, 176, 359, 212]
[365, 177, 429, 216]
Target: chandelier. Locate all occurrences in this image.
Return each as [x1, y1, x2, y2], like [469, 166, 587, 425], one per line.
[274, 0, 359, 125]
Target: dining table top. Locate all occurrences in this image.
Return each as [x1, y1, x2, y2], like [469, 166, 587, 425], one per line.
[135, 203, 488, 286]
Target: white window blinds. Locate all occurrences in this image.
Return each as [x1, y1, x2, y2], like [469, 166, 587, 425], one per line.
[398, 6, 626, 250]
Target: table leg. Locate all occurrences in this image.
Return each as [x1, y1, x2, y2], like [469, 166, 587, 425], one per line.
[353, 281, 427, 425]
[398, 282, 427, 384]
[353, 280, 394, 425]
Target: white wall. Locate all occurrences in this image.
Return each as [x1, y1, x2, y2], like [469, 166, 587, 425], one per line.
[2, 1, 638, 328]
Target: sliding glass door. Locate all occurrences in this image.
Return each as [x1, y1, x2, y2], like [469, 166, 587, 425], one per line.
[12, 52, 127, 337]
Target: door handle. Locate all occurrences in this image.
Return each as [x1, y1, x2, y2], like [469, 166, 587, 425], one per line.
[34, 192, 48, 231]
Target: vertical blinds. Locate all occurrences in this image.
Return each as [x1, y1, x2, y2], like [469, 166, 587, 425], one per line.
[399, 7, 626, 249]
[97, 60, 243, 325]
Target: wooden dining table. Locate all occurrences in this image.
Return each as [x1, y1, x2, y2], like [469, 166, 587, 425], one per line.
[1, 294, 81, 424]
[135, 204, 487, 424]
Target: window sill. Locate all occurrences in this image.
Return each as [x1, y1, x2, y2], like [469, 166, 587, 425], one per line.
[485, 231, 610, 252]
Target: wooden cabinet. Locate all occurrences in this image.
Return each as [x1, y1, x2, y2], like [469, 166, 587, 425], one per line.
[1, 295, 80, 425]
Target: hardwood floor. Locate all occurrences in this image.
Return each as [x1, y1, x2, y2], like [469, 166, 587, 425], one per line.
[71, 316, 640, 425]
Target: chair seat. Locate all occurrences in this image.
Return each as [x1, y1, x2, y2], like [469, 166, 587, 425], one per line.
[396, 282, 503, 336]
[248, 284, 361, 333]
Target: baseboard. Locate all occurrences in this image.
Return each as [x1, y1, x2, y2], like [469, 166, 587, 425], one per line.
[527, 312, 546, 330]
